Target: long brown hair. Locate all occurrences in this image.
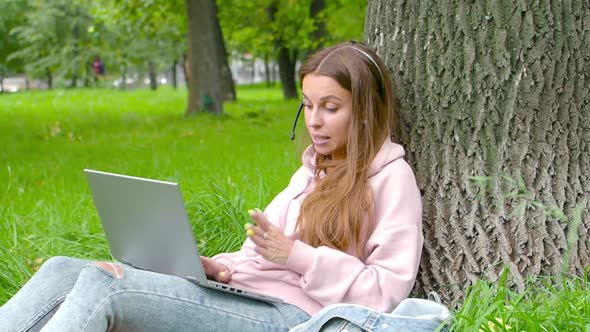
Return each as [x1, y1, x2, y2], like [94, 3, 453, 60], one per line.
[296, 42, 399, 258]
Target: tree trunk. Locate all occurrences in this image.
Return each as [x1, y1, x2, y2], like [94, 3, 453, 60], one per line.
[70, 7, 80, 89]
[84, 63, 91, 87]
[172, 59, 178, 89]
[212, 0, 235, 101]
[46, 68, 52, 90]
[276, 46, 298, 99]
[120, 64, 127, 91]
[182, 53, 189, 86]
[264, 54, 272, 88]
[185, 0, 224, 114]
[365, 0, 590, 307]
[148, 61, 158, 91]
[267, 3, 299, 100]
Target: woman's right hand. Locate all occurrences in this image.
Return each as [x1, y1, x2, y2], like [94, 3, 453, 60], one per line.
[200, 256, 231, 283]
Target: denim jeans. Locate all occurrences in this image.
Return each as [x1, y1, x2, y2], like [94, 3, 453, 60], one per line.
[289, 299, 450, 332]
[0, 256, 310, 332]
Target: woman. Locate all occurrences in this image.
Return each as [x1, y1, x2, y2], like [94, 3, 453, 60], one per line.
[0, 42, 423, 331]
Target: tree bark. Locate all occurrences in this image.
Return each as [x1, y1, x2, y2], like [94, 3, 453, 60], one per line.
[365, 0, 590, 307]
[185, 0, 224, 114]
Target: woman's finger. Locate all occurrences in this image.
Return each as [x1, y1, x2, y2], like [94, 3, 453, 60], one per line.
[200, 256, 231, 283]
[244, 222, 267, 241]
[248, 210, 272, 231]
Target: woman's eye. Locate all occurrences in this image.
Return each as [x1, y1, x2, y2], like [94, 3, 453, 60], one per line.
[324, 106, 338, 112]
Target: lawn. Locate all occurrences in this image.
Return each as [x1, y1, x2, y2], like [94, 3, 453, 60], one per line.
[0, 85, 305, 302]
[1, 86, 588, 331]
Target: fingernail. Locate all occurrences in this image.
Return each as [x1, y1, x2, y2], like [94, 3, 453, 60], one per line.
[218, 271, 226, 278]
[254, 208, 263, 213]
[246, 229, 255, 236]
[247, 209, 255, 215]
[244, 223, 252, 230]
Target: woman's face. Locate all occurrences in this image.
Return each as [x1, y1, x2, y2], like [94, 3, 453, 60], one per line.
[302, 73, 353, 160]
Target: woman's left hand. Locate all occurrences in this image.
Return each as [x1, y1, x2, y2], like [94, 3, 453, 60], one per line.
[245, 210, 294, 265]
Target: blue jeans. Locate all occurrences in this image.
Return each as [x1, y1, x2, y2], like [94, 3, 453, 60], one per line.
[289, 299, 450, 332]
[0, 256, 310, 332]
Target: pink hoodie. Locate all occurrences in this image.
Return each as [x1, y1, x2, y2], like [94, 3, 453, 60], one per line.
[213, 139, 423, 316]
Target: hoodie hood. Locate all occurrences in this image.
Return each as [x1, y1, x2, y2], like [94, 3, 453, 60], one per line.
[301, 139, 406, 177]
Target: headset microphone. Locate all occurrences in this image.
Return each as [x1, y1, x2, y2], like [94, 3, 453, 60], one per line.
[289, 102, 304, 140]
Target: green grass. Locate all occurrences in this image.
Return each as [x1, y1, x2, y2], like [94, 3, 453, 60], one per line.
[448, 270, 590, 331]
[0, 86, 306, 302]
[1, 86, 589, 331]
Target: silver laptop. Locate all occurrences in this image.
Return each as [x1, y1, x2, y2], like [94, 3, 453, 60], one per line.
[84, 169, 282, 303]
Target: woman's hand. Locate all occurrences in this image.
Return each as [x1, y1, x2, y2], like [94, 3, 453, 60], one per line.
[200, 256, 231, 283]
[245, 209, 294, 265]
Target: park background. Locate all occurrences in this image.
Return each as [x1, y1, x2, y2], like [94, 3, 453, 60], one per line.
[1, 1, 589, 331]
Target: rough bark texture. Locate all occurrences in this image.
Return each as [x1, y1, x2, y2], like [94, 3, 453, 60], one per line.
[365, 0, 590, 307]
[185, 0, 224, 114]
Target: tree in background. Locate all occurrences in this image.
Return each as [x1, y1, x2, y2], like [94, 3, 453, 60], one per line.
[218, 0, 366, 100]
[91, 0, 187, 91]
[185, 0, 225, 114]
[0, 0, 28, 92]
[365, 1, 589, 306]
[2, 0, 365, 102]
[10, 0, 96, 89]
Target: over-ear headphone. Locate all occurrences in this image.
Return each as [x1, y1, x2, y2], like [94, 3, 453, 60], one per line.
[290, 44, 385, 140]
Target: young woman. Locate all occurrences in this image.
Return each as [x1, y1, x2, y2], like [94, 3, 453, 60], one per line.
[0, 42, 423, 331]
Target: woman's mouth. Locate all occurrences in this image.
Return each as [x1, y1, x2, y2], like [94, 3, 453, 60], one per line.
[312, 135, 330, 146]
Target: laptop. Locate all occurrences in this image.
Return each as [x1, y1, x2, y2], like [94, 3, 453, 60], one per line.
[84, 169, 283, 303]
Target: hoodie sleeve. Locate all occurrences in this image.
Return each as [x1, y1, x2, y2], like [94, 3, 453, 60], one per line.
[285, 159, 423, 311]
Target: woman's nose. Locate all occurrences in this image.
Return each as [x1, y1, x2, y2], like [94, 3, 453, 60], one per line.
[306, 108, 322, 127]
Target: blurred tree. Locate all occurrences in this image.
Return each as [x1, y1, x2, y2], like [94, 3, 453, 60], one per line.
[10, 0, 96, 89]
[323, 0, 365, 44]
[310, 0, 327, 49]
[0, 0, 28, 92]
[185, 0, 225, 114]
[218, 0, 315, 100]
[217, 0, 366, 99]
[91, 0, 187, 91]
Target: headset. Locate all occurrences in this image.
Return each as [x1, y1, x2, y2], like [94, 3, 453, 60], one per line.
[290, 45, 385, 140]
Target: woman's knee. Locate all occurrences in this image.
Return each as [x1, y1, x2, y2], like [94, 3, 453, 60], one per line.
[89, 262, 125, 279]
[38, 256, 88, 274]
